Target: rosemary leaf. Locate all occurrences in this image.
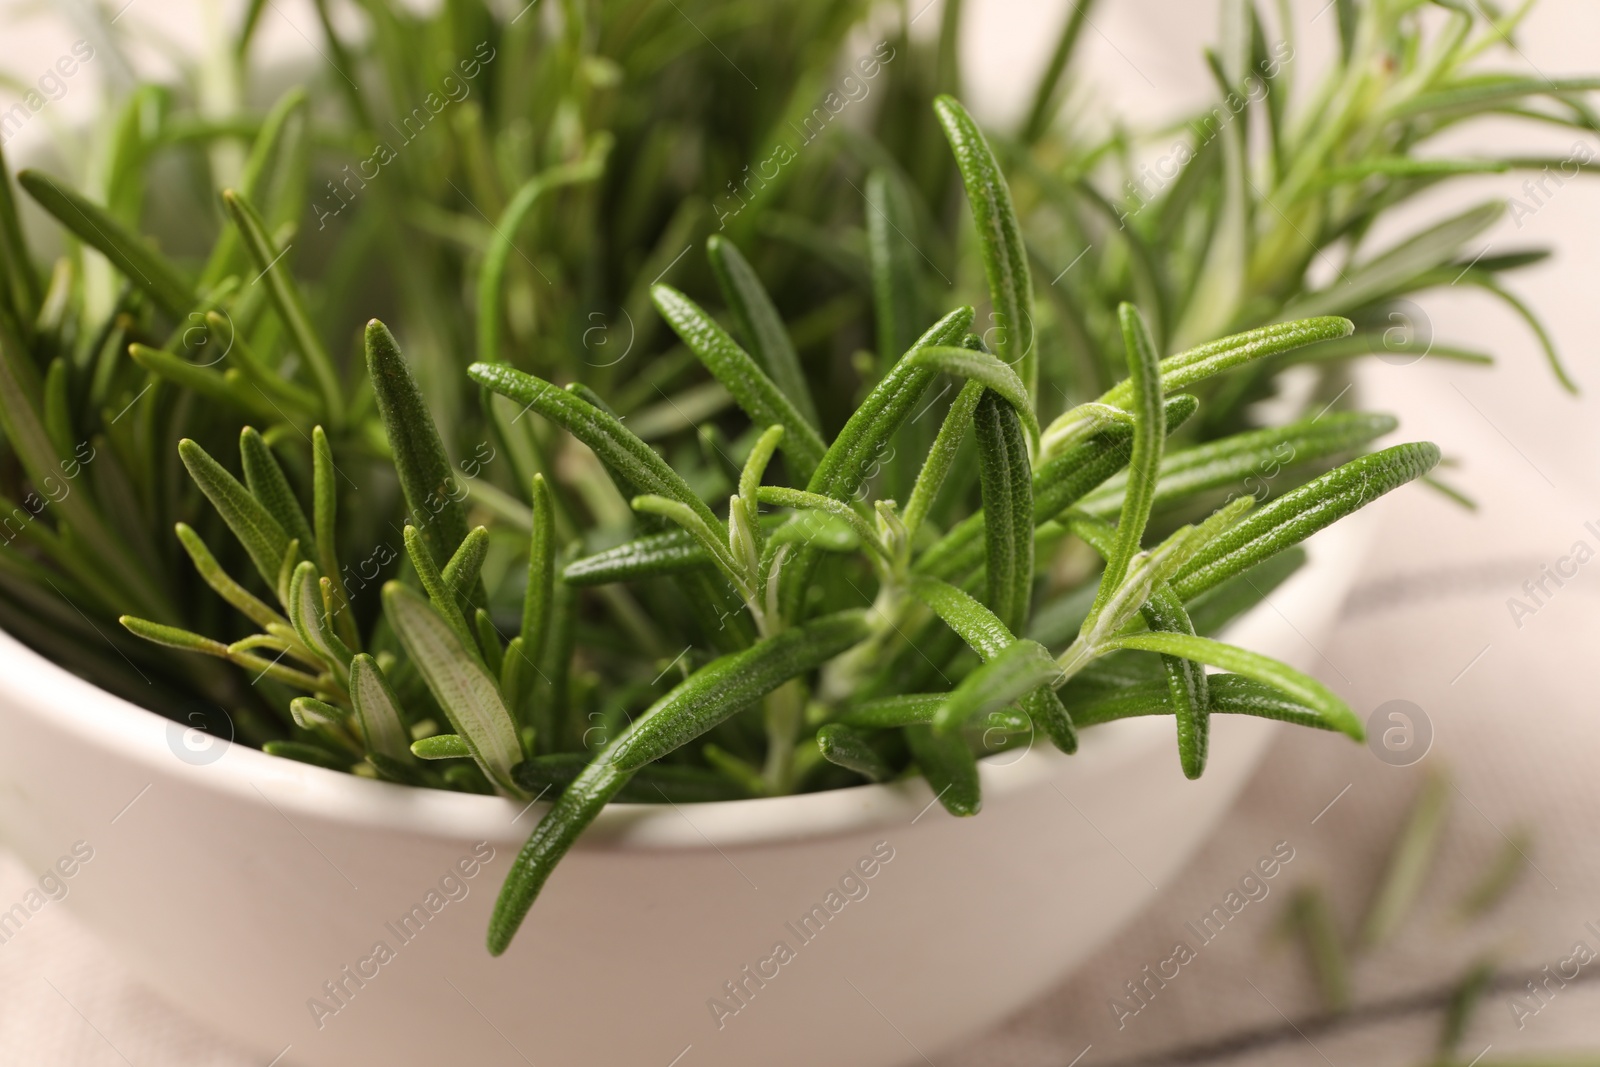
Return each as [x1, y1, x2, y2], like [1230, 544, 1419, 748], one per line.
[382, 581, 525, 799]
[223, 189, 343, 420]
[488, 753, 633, 955]
[349, 653, 413, 762]
[442, 527, 490, 600]
[935, 95, 1036, 399]
[1170, 443, 1441, 600]
[17, 169, 193, 318]
[1086, 304, 1165, 629]
[707, 235, 818, 429]
[240, 427, 316, 555]
[609, 610, 871, 772]
[469, 361, 718, 527]
[178, 437, 289, 588]
[973, 389, 1033, 632]
[368, 320, 468, 567]
[651, 284, 826, 480]
[1104, 631, 1361, 739]
[816, 723, 893, 782]
[311, 426, 358, 651]
[288, 560, 351, 678]
[905, 724, 981, 817]
[904, 379, 984, 539]
[932, 639, 1061, 735]
[520, 473, 555, 662]
[864, 169, 925, 373]
[562, 528, 708, 586]
[174, 523, 285, 631]
[909, 345, 1039, 441]
[412, 734, 470, 760]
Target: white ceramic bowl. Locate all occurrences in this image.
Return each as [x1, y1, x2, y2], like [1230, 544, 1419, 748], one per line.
[0, 519, 1367, 1067]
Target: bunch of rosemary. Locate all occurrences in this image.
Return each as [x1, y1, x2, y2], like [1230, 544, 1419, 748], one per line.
[0, 0, 1584, 954]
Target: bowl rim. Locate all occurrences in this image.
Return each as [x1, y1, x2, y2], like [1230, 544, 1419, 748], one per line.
[3, 519, 1367, 851]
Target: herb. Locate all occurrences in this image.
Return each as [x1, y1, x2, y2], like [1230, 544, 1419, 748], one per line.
[0, 0, 1580, 957]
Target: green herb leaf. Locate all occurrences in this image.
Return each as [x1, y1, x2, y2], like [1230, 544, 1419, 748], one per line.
[1094, 304, 1165, 609]
[382, 581, 525, 798]
[1285, 202, 1504, 319]
[403, 524, 476, 651]
[223, 189, 343, 420]
[475, 146, 610, 367]
[935, 95, 1036, 399]
[1103, 631, 1361, 739]
[1285, 886, 1352, 1014]
[469, 361, 719, 528]
[1143, 586, 1210, 780]
[908, 345, 1039, 441]
[609, 609, 869, 771]
[478, 611, 508, 683]
[932, 638, 1061, 735]
[240, 427, 315, 555]
[910, 576, 1078, 752]
[816, 723, 893, 782]
[651, 284, 826, 480]
[263, 740, 348, 771]
[520, 473, 555, 665]
[412, 734, 470, 760]
[178, 437, 290, 588]
[806, 306, 975, 502]
[904, 379, 984, 539]
[839, 695, 1031, 734]
[118, 616, 229, 656]
[911, 575, 1012, 656]
[349, 653, 412, 761]
[174, 523, 285, 631]
[905, 724, 981, 817]
[0, 142, 40, 325]
[200, 87, 309, 289]
[864, 169, 925, 373]
[1456, 831, 1532, 921]
[562, 528, 709, 586]
[1459, 273, 1578, 394]
[1087, 317, 1353, 416]
[918, 394, 1200, 581]
[1170, 443, 1441, 600]
[632, 494, 743, 585]
[509, 753, 747, 804]
[488, 754, 633, 955]
[125, 343, 279, 421]
[288, 560, 350, 674]
[1066, 674, 1342, 732]
[368, 320, 471, 566]
[973, 389, 1033, 631]
[442, 526, 490, 599]
[1393, 76, 1600, 118]
[1020, 0, 1096, 143]
[755, 488, 885, 563]
[1079, 411, 1398, 518]
[290, 696, 350, 731]
[17, 169, 193, 318]
[1438, 958, 1497, 1056]
[311, 425, 358, 650]
[707, 235, 818, 429]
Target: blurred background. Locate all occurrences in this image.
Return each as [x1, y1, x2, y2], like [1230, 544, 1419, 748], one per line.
[1, 0, 1598, 1063]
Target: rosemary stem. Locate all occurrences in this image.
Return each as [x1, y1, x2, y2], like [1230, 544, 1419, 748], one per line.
[761, 678, 806, 793]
